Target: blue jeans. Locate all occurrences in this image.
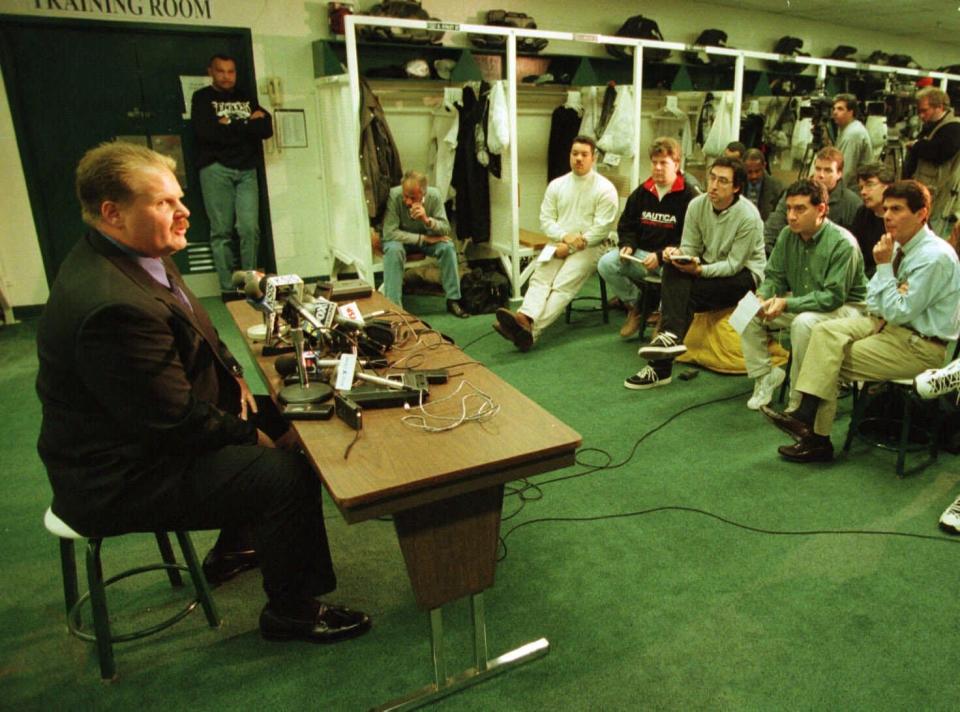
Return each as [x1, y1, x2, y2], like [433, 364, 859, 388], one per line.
[597, 248, 660, 307]
[382, 239, 461, 307]
[200, 163, 261, 291]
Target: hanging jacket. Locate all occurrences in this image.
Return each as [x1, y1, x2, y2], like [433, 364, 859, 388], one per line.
[359, 78, 403, 224]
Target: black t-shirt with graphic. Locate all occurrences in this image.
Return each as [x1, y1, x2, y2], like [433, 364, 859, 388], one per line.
[191, 85, 273, 170]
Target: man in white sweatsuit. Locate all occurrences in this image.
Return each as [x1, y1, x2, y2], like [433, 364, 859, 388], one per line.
[494, 135, 619, 350]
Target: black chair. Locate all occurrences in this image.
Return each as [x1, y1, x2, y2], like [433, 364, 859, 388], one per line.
[564, 275, 609, 324]
[843, 341, 960, 478]
[635, 274, 662, 341]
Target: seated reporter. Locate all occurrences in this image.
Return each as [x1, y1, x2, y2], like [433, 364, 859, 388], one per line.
[36, 142, 370, 643]
[382, 170, 468, 317]
[740, 179, 867, 412]
[762, 180, 960, 463]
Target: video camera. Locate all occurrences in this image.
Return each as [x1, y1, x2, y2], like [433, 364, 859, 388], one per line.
[798, 95, 835, 150]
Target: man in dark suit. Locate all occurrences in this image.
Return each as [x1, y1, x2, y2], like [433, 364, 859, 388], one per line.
[36, 142, 370, 643]
[742, 148, 784, 223]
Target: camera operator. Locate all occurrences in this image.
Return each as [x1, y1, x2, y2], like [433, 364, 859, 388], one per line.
[903, 87, 960, 238]
[832, 94, 873, 189]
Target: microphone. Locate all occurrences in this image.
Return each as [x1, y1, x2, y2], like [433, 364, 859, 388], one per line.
[275, 354, 380, 377]
[231, 270, 262, 290]
[283, 294, 326, 331]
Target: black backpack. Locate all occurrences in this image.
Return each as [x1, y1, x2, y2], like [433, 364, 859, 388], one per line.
[469, 10, 549, 53]
[358, 0, 443, 45]
[766, 36, 810, 74]
[607, 15, 670, 63]
[684, 29, 735, 67]
[459, 267, 510, 314]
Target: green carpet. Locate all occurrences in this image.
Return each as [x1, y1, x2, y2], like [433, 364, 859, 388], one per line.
[3, 280, 960, 710]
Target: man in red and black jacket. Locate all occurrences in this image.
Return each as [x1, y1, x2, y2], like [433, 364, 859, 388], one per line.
[598, 136, 699, 338]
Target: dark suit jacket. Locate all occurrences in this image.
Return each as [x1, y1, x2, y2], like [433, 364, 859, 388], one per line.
[757, 175, 785, 223]
[36, 232, 256, 534]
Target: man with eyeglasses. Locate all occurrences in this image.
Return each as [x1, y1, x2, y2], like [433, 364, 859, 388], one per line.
[624, 156, 766, 389]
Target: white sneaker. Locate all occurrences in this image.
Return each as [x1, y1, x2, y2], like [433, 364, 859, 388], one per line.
[939, 493, 960, 534]
[747, 367, 786, 410]
[638, 331, 687, 359]
[915, 359, 960, 400]
[624, 365, 672, 390]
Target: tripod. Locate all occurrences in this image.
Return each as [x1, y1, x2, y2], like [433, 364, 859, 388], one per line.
[797, 121, 829, 178]
[879, 137, 905, 180]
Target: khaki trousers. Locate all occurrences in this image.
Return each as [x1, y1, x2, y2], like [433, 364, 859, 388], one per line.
[741, 304, 863, 410]
[795, 316, 946, 436]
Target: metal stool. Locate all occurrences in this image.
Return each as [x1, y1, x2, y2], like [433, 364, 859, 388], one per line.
[45, 508, 221, 680]
[565, 276, 609, 324]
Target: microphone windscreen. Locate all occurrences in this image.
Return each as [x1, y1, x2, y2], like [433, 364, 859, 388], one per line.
[230, 271, 249, 288]
[274, 354, 298, 377]
[245, 278, 265, 301]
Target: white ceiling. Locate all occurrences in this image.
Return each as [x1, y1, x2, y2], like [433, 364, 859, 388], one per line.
[708, 0, 960, 42]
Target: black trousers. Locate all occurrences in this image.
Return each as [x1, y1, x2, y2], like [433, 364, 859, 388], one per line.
[104, 397, 336, 604]
[659, 264, 756, 340]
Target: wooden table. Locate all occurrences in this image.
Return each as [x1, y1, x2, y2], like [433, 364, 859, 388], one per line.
[228, 295, 581, 710]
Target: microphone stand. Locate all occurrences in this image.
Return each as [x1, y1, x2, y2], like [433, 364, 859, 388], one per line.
[277, 311, 333, 405]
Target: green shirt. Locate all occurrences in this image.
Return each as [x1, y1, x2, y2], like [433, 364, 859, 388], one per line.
[758, 219, 867, 313]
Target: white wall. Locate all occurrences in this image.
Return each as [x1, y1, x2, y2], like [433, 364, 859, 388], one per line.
[0, 0, 956, 306]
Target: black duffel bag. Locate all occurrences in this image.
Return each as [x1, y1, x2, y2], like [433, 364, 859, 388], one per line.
[606, 15, 670, 63]
[459, 267, 510, 314]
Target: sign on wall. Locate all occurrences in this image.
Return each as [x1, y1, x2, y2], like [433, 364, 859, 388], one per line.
[29, 0, 214, 21]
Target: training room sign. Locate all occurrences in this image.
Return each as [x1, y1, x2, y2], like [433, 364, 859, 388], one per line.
[26, 0, 215, 22]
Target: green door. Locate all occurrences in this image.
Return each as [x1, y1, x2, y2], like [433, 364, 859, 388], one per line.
[0, 17, 273, 284]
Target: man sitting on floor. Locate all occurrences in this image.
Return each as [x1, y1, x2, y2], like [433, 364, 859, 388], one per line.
[494, 135, 618, 350]
[382, 170, 468, 317]
[36, 142, 371, 643]
[761, 180, 960, 463]
[626, 156, 766, 389]
[740, 179, 867, 411]
[597, 136, 697, 339]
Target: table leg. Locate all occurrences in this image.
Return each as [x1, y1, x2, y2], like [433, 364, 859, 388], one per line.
[374, 485, 550, 710]
[373, 591, 549, 711]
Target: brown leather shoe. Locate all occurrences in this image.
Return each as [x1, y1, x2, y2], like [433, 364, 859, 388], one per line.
[778, 436, 834, 463]
[760, 405, 812, 441]
[619, 305, 644, 338]
[495, 308, 534, 352]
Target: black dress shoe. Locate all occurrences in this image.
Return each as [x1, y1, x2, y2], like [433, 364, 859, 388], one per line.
[446, 299, 469, 318]
[260, 602, 372, 643]
[760, 405, 812, 441]
[778, 435, 834, 463]
[202, 548, 259, 587]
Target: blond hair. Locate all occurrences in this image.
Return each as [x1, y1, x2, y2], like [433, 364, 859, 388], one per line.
[76, 141, 176, 226]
